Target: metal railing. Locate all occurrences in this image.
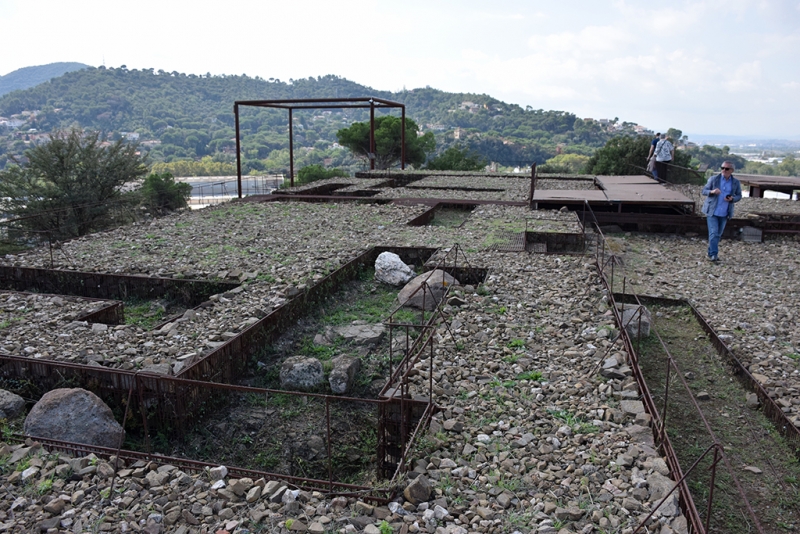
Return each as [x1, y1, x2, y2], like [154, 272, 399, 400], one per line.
[582, 200, 768, 534]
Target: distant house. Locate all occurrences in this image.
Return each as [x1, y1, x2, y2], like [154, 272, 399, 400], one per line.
[2, 118, 25, 128]
[121, 132, 140, 141]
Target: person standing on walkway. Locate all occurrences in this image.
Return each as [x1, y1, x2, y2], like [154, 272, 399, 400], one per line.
[653, 133, 674, 182]
[701, 160, 742, 262]
[647, 133, 660, 178]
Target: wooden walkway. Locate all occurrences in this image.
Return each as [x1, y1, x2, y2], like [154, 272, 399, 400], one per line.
[533, 175, 695, 212]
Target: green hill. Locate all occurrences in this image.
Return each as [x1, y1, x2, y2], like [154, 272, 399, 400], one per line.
[0, 62, 90, 97]
[0, 66, 640, 173]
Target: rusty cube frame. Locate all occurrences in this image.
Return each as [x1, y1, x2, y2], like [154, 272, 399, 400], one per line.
[233, 97, 407, 192]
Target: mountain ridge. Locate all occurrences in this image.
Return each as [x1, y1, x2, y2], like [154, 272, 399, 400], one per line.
[0, 62, 90, 97]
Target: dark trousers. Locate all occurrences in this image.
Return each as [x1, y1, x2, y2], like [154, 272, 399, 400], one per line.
[655, 160, 671, 182]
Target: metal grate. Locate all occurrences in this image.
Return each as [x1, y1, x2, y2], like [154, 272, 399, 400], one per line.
[490, 232, 526, 252]
[527, 242, 547, 254]
[740, 226, 763, 242]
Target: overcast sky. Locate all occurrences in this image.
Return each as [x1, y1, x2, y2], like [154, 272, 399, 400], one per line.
[2, 0, 799, 139]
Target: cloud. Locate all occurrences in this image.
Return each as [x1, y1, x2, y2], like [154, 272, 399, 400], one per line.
[724, 61, 763, 92]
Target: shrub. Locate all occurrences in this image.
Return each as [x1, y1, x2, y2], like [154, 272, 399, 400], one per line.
[140, 172, 192, 213]
[296, 164, 348, 185]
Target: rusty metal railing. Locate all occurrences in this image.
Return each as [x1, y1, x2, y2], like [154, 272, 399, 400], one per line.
[583, 200, 767, 534]
[380, 243, 486, 481]
[0, 244, 487, 498]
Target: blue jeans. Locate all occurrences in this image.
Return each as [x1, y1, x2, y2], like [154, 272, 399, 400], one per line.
[707, 215, 728, 258]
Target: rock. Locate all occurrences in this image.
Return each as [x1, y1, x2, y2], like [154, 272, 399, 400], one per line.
[398, 270, 460, 310]
[743, 466, 762, 474]
[404, 475, 432, 504]
[653, 493, 680, 517]
[280, 356, 324, 391]
[0, 389, 25, 419]
[246, 486, 262, 503]
[23, 388, 124, 448]
[141, 362, 172, 375]
[647, 472, 676, 502]
[209, 465, 228, 480]
[91, 323, 108, 334]
[696, 391, 711, 401]
[620, 400, 645, 415]
[746, 393, 760, 408]
[333, 323, 385, 345]
[619, 304, 651, 338]
[44, 498, 66, 514]
[375, 252, 415, 286]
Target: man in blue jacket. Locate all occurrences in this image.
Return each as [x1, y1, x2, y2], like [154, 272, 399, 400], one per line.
[701, 161, 742, 262]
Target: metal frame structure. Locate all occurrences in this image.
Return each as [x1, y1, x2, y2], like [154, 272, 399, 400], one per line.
[233, 97, 407, 193]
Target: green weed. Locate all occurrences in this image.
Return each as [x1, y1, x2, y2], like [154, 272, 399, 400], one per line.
[507, 339, 525, 349]
[37, 478, 53, 494]
[516, 370, 543, 382]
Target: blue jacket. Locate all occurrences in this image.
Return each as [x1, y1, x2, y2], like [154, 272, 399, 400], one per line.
[701, 174, 742, 218]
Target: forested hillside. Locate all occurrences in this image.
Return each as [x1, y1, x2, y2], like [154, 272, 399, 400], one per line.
[0, 66, 640, 174]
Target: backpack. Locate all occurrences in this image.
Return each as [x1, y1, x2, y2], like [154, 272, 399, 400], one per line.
[655, 139, 672, 160]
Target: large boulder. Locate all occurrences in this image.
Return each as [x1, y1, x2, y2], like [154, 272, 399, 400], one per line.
[375, 252, 415, 286]
[280, 356, 324, 391]
[398, 269, 460, 310]
[0, 389, 26, 419]
[24, 388, 124, 448]
[404, 475, 432, 504]
[329, 356, 361, 394]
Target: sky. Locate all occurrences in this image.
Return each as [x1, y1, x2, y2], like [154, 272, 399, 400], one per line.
[1, 0, 799, 139]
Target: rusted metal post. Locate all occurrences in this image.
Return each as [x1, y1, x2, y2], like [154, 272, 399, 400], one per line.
[234, 104, 242, 198]
[47, 233, 54, 268]
[528, 164, 537, 208]
[326, 397, 332, 491]
[388, 321, 394, 381]
[401, 105, 406, 170]
[611, 260, 615, 295]
[636, 307, 642, 355]
[706, 446, 720, 533]
[369, 99, 375, 171]
[661, 357, 671, 439]
[135, 374, 151, 455]
[289, 108, 294, 187]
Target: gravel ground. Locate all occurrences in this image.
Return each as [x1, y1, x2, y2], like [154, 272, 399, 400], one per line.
[1, 177, 799, 534]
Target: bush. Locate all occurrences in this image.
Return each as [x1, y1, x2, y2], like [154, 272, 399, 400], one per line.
[426, 145, 487, 171]
[0, 129, 148, 238]
[296, 164, 348, 185]
[140, 172, 192, 213]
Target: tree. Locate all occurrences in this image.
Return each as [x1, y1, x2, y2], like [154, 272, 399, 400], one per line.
[426, 145, 487, 171]
[685, 145, 747, 171]
[584, 135, 653, 175]
[539, 153, 591, 174]
[139, 172, 192, 213]
[586, 134, 694, 180]
[336, 116, 434, 169]
[0, 130, 149, 238]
